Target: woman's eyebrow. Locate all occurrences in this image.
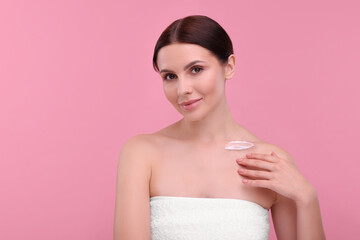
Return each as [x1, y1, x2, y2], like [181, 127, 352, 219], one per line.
[160, 60, 205, 73]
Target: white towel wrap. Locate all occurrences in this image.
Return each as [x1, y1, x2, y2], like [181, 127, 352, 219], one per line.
[150, 196, 269, 240]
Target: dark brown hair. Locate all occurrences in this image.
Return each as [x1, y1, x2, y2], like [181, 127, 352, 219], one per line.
[152, 15, 234, 72]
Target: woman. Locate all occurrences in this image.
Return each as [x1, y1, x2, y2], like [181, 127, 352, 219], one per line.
[114, 15, 326, 240]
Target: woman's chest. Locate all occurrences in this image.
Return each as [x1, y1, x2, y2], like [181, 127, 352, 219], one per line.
[149, 145, 276, 209]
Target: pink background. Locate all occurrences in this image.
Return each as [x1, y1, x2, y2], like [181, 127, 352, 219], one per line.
[1, 0, 359, 239]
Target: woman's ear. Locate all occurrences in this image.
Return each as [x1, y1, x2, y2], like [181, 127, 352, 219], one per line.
[224, 54, 235, 80]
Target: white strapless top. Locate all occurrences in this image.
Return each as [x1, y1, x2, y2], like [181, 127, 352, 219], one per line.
[150, 196, 269, 240]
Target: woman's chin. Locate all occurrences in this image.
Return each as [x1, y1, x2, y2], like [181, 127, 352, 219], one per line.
[179, 112, 204, 122]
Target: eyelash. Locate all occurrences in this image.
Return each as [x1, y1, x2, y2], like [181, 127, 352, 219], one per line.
[162, 66, 203, 81]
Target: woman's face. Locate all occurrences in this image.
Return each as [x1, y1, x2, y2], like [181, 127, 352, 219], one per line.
[156, 43, 234, 121]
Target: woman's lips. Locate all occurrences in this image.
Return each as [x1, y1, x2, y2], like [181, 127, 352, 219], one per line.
[180, 98, 202, 110]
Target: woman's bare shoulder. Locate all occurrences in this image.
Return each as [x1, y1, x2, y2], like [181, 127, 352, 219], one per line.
[122, 120, 180, 155]
[121, 130, 174, 155]
[255, 140, 295, 162]
[122, 134, 161, 151]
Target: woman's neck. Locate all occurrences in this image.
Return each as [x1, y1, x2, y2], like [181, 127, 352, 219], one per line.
[177, 98, 241, 144]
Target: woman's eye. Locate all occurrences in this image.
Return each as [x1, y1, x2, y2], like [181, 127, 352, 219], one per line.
[163, 74, 176, 81]
[191, 66, 203, 74]
[162, 67, 203, 81]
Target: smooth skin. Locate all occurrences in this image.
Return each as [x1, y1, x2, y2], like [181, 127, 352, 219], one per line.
[114, 43, 326, 239]
[238, 152, 326, 239]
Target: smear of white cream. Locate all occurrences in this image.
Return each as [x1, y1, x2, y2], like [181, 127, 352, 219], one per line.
[225, 141, 254, 150]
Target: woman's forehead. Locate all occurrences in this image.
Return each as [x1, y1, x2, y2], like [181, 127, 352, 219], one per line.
[157, 43, 215, 70]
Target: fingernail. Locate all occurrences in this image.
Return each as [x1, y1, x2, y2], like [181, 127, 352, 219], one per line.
[236, 158, 243, 162]
[246, 153, 251, 157]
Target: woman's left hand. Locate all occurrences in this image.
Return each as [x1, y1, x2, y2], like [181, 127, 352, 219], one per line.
[236, 152, 315, 203]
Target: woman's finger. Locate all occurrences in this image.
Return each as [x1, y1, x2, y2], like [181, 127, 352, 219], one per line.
[238, 168, 272, 180]
[246, 152, 278, 163]
[242, 178, 273, 189]
[237, 158, 274, 171]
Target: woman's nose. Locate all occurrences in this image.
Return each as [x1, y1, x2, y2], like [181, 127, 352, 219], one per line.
[177, 77, 193, 95]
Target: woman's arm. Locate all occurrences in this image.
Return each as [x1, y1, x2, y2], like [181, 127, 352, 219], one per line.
[237, 148, 326, 239]
[113, 135, 153, 240]
[271, 186, 325, 239]
[294, 185, 326, 240]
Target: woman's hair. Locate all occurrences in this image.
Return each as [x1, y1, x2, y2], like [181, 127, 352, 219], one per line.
[152, 15, 234, 72]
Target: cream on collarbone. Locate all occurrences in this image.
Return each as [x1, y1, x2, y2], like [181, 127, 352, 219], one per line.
[224, 140, 254, 150]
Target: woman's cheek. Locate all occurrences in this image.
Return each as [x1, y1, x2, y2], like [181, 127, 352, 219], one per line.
[163, 85, 177, 104]
[199, 75, 218, 95]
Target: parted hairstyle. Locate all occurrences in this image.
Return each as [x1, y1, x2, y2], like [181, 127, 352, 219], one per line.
[152, 15, 234, 72]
